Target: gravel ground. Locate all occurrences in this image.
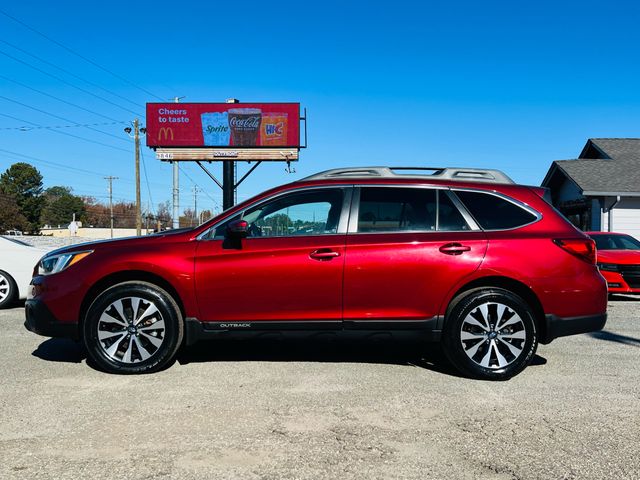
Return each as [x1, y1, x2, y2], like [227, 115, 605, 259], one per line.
[1, 297, 639, 480]
[13, 235, 108, 251]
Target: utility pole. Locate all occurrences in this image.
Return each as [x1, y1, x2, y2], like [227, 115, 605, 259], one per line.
[192, 186, 200, 226]
[134, 118, 142, 236]
[104, 176, 118, 238]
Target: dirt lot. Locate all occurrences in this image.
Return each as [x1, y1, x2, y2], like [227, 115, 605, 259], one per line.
[1, 297, 639, 480]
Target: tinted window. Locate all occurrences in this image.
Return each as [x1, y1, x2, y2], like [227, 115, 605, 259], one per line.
[454, 190, 537, 230]
[358, 188, 437, 232]
[592, 234, 640, 250]
[438, 191, 470, 231]
[358, 187, 436, 232]
[213, 189, 344, 238]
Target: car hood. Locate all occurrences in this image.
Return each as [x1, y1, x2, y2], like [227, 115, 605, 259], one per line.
[597, 250, 640, 264]
[42, 229, 195, 257]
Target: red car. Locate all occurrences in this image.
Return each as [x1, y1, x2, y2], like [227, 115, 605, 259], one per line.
[588, 231, 640, 294]
[25, 167, 607, 379]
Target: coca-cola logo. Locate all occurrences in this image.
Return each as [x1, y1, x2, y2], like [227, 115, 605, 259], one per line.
[229, 116, 261, 129]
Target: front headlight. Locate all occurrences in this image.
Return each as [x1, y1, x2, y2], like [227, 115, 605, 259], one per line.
[38, 250, 93, 275]
[596, 262, 619, 272]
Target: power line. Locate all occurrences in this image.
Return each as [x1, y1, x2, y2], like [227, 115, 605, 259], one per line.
[0, 73, 125, 123]
[178, 164, 220, 211]
[0, 38, 144, 110]
[0, 147, 110, 177]
[0, 97, 132, 150]
[0, 148, 165, 189]
[0, 119, 125, 131]
[0, 49, 144, 117]
[0, 8, 164, 101]
[0, 111, 131, 153]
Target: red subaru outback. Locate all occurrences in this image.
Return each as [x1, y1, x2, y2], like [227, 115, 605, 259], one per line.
[25, 167, 607, 379]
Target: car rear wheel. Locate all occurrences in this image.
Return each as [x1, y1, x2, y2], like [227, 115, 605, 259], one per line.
[442, 288, 538, 380]
[0, 270, 17, 309]
[83, 281, 183, 374]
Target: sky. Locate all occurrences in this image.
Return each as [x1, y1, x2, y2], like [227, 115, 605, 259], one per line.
[1, 0, 640, 217]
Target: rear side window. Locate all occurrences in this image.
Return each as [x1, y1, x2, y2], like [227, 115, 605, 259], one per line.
[454, 190, 538, 230]
[438, 191, 469, 231]
[358, 188, 436, 232]
[356, 187, 471, 232]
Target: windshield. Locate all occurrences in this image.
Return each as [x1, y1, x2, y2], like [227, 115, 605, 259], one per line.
[592, 234, 640, 251]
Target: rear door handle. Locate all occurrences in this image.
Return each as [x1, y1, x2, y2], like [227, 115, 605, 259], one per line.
[309, 249, 341, 261]
[439, 243, 471, 255]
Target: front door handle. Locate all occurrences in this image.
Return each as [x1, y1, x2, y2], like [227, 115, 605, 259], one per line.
[439, 243, 471, 255]
[309, 249, 341, 261]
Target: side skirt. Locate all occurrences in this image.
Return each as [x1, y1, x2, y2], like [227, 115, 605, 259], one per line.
[184, 317, 442, 346]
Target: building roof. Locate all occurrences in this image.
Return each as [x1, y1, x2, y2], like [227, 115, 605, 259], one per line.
[542, 138, 640, 196]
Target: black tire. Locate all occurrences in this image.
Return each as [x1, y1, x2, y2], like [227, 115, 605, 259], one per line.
[0, 270, 18, 309]
[442, 288, 538, 380]
[83, 281, 183, 374]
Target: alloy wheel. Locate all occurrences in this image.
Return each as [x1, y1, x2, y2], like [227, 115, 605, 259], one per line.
[459, 301, 527, 369]
[97, 296, 166, 364]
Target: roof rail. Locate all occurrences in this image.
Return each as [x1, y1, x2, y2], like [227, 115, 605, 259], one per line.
[299, 166, 515, 184]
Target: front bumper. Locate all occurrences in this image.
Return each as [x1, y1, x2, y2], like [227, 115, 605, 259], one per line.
[24, 299, 79, 340]
[542, 313, 607, 344]
[601, 273, 640, 293]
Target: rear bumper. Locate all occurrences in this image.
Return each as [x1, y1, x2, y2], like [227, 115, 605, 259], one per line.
[24, 299, 79, 340]
[542, 313, 607, 344]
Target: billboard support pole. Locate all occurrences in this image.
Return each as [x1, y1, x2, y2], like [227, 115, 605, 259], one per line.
[223, 161, 235, 211]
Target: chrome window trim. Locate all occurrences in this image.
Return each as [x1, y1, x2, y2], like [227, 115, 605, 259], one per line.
[197, 185, 353, 241]
[449, 188, 543, 231]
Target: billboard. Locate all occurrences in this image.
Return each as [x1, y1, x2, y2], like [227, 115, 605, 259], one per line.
[146, 103, 300, 148]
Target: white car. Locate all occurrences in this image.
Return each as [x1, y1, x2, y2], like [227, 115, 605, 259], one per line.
[0, 236, 49, 308]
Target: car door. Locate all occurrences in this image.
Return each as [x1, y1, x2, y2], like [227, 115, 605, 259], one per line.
[194, 187, 351, 325]
[343, 186, 488, 327]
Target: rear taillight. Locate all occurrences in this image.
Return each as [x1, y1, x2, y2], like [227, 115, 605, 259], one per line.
[553, 238, 596, 264]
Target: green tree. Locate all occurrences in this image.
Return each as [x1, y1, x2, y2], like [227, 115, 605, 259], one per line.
[179, 208, 196, 228]
[0, 193, 29, 232]
[156, 201, 172, 228]
[40, 186, 86, 227]
[0, 162, 44, 232]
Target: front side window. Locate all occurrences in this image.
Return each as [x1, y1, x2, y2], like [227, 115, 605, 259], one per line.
[212, 188, 344, 238]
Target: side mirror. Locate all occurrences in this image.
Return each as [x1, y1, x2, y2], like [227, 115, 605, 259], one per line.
[226, 219, 249, 238]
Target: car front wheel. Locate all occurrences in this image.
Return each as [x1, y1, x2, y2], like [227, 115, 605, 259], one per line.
[442, 288, 538, 380]
[83, 281, 183, 374]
